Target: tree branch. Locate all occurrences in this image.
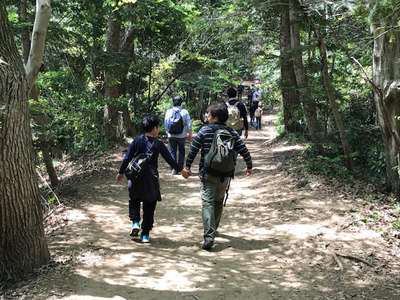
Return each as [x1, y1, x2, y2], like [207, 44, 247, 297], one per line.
[25, 0, 51, 89]
[351, 56, 383, 99]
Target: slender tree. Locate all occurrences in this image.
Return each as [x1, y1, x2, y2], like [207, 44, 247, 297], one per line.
[280, 0, 302, 133]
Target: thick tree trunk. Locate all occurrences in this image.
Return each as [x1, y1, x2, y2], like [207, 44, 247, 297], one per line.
[0, 5, 49, 282]
[370, 16, 400, 194]
[289, 0, 322, 144]
[280, 0, 302, 133]
[317, 32, 353, 170]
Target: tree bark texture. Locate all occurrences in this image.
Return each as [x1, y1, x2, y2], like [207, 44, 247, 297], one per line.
[289, 0, 322, 144]
[103, 13, 122, 143]
[0, 5, 49, 282]
[317, 31, 353, 170]
[103, 14, 136, 143]
[280, 0, 302, 133]
[370, 14, 400, 193]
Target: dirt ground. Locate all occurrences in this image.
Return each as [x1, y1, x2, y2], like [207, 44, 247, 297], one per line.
[5, 111, 400, 299]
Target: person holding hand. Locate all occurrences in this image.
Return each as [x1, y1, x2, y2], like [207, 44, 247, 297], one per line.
[182, 103, 252, 250]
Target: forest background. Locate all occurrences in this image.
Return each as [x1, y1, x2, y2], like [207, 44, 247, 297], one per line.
[1, 0, 400, 283]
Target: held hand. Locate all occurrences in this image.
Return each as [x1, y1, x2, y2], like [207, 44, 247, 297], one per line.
[116, 174, 124, 183]
[181, 168, 191, 179]
[245, 168, 252, 176]
[187, 132, 193, 141]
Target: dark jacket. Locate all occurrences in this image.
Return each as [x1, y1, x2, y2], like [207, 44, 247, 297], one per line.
[119, 134, 179, 202]
[185, 123, 252, 177]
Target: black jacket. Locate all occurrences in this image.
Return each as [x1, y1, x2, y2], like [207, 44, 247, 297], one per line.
[119, 134, 179, 202]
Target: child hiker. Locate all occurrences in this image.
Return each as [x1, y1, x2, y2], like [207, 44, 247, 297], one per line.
[116, 115, 179, 243]
[181, 103, 253, 250]
[255, 104, 263, 130]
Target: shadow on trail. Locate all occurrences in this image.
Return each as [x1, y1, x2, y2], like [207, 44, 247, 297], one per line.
[37, 112, 400, 300]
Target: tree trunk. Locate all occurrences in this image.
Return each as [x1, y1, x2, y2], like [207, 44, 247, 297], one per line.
[369, 10, 400, 193]
[289, 0, 322, 144]
[317, 31, 353, 170]
[280, 0, 302, 133]
[0, 5, 49, 282]
[104, 13, 122, 144]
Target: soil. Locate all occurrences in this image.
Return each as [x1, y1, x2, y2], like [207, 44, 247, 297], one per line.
[3, 111, 400, 299]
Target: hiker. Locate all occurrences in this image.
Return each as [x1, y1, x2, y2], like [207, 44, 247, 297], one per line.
[164, 96, 192, 174]
[116, 115, 179, 243]
[181, 103, 253, 250]
[255, 104, 263, 130]
[226, 87, 249, 139]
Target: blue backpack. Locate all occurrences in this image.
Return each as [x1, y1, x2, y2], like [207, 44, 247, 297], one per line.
[167, 108, 184, 134]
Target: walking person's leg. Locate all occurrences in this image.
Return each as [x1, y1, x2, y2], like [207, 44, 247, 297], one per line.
[140, 200, 157, 242]
[214, 178, 230, 231]
[258, 117, 262, 129]
[128, 181, 141, 236]
[168, 137, 178, 174]
[177, 138, 186, 172]
[200, 176, 220, 249]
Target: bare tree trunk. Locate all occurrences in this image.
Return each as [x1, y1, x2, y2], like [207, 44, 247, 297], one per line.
[104, 13, 122, 144]
[280, 0, 302, 133]
[18, 2, 59, 187]
[289, 0, 322, 144]
[369, 5, 400, 193]
[317, 31, 353, 170]
[0, 4, 50, 282]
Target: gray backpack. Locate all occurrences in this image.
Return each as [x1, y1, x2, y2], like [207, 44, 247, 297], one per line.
[204, 126, 236, 177]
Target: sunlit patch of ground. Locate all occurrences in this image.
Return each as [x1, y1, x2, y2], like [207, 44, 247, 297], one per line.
[18, 111, 400, 299]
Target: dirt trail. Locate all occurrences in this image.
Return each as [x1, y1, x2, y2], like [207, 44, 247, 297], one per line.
[17, 111, 400, 299]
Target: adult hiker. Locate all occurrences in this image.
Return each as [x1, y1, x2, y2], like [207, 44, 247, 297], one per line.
[181, 103, 253, 250]
[117, 115, 179, 243]
[226, 87, 249, 139]
[164, 96, 192, 174]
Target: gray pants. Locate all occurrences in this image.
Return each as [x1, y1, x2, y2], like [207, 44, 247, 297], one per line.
[200, 175, 230, 241]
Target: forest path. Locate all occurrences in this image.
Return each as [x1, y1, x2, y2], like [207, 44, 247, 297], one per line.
[40, 111, 399, 300]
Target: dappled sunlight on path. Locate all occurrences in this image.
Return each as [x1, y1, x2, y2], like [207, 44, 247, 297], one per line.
[44, 111, 400, 300]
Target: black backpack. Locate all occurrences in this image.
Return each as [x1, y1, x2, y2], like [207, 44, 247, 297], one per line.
[168, 109, 184, 134]
[125, 137, 154, 180]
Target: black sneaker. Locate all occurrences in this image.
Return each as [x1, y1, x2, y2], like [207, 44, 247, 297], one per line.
[202, 238, 214, 250]
[130, 222, 140, 237]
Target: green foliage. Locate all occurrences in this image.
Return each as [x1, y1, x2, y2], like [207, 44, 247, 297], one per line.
[32, 70, 108, 156]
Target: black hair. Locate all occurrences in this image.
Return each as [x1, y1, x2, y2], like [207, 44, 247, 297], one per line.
[227, 87, 237, 98]
[207, 103, 229, 123]
[142, 114, 160, 133]
[172, 96, 183, 106]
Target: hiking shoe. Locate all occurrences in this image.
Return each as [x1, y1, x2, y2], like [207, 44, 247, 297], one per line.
[202, 238, 214, 250]
[130, 222, 140, 237]
[140, 232, 150, 243]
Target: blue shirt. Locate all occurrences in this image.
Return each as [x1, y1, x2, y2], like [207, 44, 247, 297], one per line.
[164, 106, 192, 138]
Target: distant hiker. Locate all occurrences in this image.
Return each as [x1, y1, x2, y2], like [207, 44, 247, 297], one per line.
[164, 96, 192, 174]
[181, 103, 252, 250]
[255, 104, 263, 130]
[226, 87, 249, 139]
[117, 115, 179, 243]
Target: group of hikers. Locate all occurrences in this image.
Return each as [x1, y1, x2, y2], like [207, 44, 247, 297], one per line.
[116, 86, 262, 250]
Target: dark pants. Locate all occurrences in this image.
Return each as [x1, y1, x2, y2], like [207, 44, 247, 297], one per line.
[168, 137, 186, 171]
[128, 190, 157, 233]
[256, 117, 262, 130]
